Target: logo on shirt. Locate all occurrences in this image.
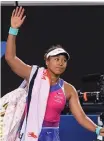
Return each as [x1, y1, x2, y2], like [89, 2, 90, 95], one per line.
[57, 92, 62, 95]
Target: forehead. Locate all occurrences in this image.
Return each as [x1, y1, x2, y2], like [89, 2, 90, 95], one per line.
[51, 54, 67, 59]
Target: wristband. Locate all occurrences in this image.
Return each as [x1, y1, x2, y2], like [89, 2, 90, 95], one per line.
[9, 27, 19, 36]
[95, 126, 102, 135]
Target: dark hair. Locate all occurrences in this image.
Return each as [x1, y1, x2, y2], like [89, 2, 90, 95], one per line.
[44, 44, 66, 60]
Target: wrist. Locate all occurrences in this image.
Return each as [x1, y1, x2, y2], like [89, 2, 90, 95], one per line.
[95, 126, 102, 135]
[11, 26, 19, 29]
[9, 27, 19, 36]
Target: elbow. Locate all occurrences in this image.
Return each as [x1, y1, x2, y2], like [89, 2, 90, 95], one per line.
[5, 54, 15, 62]
[5, 54, 9, 61]
[5, 54, 11, 61]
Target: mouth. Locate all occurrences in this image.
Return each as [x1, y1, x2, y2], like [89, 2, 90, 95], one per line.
[55, 67, 64, 71]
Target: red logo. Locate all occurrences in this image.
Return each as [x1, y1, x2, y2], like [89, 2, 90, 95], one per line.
[41, 70, 48, 80]
[28, 132, 38, 138]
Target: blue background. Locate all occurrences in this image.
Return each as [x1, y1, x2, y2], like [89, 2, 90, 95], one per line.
[60, 115, 97, 141]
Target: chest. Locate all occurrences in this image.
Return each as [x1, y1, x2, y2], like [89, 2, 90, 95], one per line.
[47, 89, 66, 111]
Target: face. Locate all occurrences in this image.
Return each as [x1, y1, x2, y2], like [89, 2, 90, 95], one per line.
[46, 54, 68, 75]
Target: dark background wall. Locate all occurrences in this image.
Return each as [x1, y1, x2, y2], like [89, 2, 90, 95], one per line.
[1, 5, 104, 97]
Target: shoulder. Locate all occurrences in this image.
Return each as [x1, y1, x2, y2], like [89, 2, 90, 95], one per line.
[63, 80, 78, 100]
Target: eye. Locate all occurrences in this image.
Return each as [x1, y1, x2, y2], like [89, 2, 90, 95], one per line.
[55, 58, 59, 61]
[64, 59, 67, 62]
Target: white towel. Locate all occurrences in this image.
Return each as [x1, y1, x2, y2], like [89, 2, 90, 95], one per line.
[24, 66, 50, 141]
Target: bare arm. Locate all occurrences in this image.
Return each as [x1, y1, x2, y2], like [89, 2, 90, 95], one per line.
[68, 85, 97, 132]
[5, 7, 31, 81]
[65, 82, 104, 136]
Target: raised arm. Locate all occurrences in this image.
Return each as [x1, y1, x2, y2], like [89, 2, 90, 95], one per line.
[5, 7, 32, 81]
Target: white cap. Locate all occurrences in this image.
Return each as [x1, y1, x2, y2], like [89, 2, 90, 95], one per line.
[46, 48, 70, 60]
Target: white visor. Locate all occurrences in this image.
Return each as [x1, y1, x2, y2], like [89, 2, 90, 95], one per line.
[46, 48, 70, 60]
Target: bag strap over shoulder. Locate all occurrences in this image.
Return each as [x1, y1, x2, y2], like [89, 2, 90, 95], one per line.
[19, 65, 39, 89]
[26, 65, 39, 117]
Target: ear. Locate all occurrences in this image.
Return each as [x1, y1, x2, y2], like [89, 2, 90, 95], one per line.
[46, 59, 49, 66]
[45, 58, 49, 66]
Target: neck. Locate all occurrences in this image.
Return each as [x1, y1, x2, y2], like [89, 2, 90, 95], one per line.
[47, 69, 60, 85]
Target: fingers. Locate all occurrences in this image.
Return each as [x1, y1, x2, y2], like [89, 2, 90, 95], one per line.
[13, 7, 25, 19]
[21, 15, 26, 24]
[20, 8, 25, 19]
[100, 128, 104, 136]
[12, 9, 15, 17]
[14, 7, 19, 16]
[100, 133, 104, 136]
[17, 6, 22, 17]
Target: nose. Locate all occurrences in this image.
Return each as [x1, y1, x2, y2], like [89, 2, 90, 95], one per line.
[59, 60, 63, 66]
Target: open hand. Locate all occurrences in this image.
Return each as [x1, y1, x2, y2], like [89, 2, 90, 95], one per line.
[11, 7, 26, 29]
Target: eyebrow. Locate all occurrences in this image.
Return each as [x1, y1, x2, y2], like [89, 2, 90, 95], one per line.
[53, 55, 67, 59]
